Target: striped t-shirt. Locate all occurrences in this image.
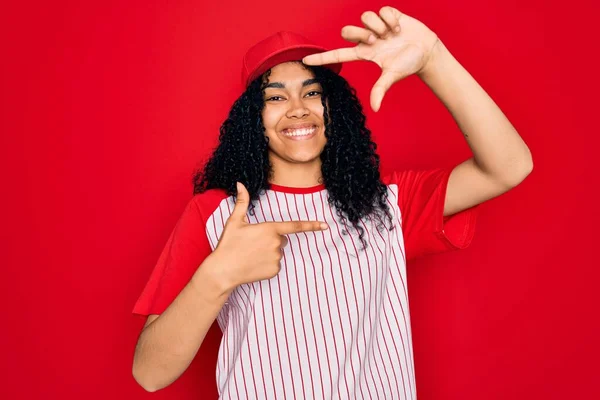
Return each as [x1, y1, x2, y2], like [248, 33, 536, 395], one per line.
[133, 168, 477, 400]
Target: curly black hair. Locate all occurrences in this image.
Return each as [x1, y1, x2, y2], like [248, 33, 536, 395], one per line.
[192, 61, 394, 250]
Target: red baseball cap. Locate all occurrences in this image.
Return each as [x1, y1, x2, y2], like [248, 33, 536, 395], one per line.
[241, 31, 343, 88]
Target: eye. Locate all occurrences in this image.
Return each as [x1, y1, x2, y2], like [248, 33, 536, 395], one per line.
[306, 91, 322, 97]
[266, 96, 284, 101]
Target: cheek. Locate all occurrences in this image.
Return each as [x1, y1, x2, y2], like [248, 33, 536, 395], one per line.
[260, 111, 279, 146]
[261, 106, 281, 129]
[310, 102, 325, 118]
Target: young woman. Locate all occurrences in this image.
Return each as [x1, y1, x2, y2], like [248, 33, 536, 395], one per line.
[132, 6, 532, 399]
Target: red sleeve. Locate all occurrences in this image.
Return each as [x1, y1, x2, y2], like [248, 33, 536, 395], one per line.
[385, 168, 478, 261]
[132, 196, 213, 317]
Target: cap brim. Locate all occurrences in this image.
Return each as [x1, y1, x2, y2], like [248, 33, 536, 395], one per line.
[245, 45, 343, 87]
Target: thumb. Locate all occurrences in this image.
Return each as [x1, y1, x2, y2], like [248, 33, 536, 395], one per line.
[370, 71, 401, 112]
[231, 182, 250, 223]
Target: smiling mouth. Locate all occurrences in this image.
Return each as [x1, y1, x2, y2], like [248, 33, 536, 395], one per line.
[281, 126, 318, 139]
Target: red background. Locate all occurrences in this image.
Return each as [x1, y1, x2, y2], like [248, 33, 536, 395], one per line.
[2, 0, 598, 399]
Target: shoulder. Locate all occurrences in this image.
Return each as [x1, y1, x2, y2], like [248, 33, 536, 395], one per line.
[381, 168, 454, 219]
[381, 168, 450, 188]
[189, 188, 231, 222]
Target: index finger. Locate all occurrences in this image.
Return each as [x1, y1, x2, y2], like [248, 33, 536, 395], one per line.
[303, 47, 359, 66]
[269, 220, 329, 235]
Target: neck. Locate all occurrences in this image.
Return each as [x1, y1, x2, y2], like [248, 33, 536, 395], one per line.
[268, 156, 323, 187]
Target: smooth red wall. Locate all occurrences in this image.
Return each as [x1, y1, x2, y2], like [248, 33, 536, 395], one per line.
[2, 0, 598, 399]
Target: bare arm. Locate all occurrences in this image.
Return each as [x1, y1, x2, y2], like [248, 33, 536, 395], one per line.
[131, 182, 327, 392]
[418, 41, 534, 217]
[302, 8, 533, 217]
[132, 253, 231, 392]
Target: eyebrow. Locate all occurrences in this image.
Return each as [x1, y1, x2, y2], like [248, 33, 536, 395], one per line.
[264, 78, 320, 89]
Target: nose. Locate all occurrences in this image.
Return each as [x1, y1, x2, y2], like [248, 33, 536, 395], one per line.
[285, 96, 309, 119]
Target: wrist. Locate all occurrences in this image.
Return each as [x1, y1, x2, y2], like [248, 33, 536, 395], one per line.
[417, 39, 453, 81]
[191, 253, 236, 300]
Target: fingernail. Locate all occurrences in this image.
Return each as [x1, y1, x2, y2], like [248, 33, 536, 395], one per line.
[395, 26, 400, 33]
[368, 35, 376, 44]
[236, 182, 241, 192]
[320, 223, 329, 230]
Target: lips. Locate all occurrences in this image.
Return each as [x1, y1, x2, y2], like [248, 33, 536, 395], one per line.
[282, 122, 316, 131]
[280, 125, 318, 140]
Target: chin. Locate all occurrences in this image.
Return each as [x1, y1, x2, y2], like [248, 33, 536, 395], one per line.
[289, 144, 326, 162]
[281, 154, 316, 164]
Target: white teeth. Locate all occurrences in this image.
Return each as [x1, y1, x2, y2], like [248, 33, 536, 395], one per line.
[282, 127, 316, 137]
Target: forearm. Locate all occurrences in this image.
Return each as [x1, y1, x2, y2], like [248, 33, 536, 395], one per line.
[418, 40, 533, 184]
[132, 254, 232, 392]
